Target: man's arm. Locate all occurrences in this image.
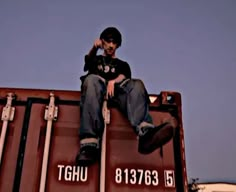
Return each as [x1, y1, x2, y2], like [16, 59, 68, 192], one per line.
[88, 39, 102, 57]
[106, 61, 131, 98]
[113, 74, 126, 84]
[84, 39, 102, 71]
[106, 74, 126, 98]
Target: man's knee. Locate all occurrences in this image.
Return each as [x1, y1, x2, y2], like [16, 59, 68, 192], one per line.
[83, 74, 105, 88]
[132, 79, 145, 91]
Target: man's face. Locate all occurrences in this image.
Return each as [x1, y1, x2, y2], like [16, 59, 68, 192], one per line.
[102, 39, 118, 57]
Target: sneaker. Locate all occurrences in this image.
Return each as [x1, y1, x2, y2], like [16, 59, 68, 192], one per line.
[138, 119, 177, 154]
[75, 146, 99, 166]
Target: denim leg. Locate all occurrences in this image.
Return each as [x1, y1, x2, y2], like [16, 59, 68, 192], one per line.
[79, 74, 106, 139]
[115, 79, 153, 135]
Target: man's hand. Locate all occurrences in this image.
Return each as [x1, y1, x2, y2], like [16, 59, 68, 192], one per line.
[94, 39, 103, 49]
[87, 39, 102, 57]
[106, 80, 115, 98]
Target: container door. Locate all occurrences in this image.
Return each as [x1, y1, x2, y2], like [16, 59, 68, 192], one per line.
[0, 98, 26, 192]
[15, 98, 99, 192]
[104, 108, 178, 192]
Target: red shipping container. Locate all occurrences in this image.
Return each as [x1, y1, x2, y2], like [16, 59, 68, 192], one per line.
[0, 88, 187, 192]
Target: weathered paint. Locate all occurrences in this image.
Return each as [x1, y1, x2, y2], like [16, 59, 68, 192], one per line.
[0, 88, 187, 192]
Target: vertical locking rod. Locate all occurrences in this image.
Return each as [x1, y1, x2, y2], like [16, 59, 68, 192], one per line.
[0, 93, 15, 165]
[100, 99, 110, 192]
[39, 93, 58, 192]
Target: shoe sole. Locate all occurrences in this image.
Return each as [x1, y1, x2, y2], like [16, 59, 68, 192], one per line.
[76, 158, 95, 167]
[75, 150, 100, 167]
[138, 122, 175, 154]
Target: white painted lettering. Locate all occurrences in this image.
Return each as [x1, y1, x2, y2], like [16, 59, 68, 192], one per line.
[115, 168, 174, 187]
[80, 167, 88, 182]
[72, 166, 80, 181]
[57, 164, 88, 182]
[57, 165, 65, 181]
[65, 166, 72, 181]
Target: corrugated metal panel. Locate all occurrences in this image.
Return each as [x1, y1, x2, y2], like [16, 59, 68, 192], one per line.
[18, 100, 100, 192]
[105, 109, 177, 192]
[0, 97, 26, 191]
[0, 88, 187, 192]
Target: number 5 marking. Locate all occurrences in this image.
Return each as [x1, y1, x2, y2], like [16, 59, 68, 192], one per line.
[164, 170, 175, 187]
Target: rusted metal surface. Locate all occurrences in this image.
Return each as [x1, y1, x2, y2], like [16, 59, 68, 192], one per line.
[0, 87, 187, 192]
[0, 102, 25, 192]
[0, 88, 99, 192]
[105, 110, 177, 191]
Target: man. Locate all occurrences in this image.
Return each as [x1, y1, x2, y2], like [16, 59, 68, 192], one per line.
[76, 27, 177, 166]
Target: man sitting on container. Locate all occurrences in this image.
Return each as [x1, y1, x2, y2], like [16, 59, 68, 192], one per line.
[76, 27, 177, 166]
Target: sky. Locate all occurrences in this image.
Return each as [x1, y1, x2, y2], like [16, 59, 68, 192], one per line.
[0, 0, 236, 183]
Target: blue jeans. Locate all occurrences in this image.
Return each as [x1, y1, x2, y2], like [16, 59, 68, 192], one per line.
[79, 74, 153, 139]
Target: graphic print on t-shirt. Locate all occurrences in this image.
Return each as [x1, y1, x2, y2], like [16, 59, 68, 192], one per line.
[97, 56, 118, 80]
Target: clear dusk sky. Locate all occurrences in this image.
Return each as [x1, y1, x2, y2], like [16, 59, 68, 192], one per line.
[0, 0, 236, 183]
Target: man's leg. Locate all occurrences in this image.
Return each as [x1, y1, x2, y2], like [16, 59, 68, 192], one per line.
[114, 79, 152, 128]
[76, 74, 106, 166]
[115, 79, 177, 154]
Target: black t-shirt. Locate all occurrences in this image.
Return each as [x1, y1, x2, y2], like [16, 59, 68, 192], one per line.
[83, 55, 131, 81]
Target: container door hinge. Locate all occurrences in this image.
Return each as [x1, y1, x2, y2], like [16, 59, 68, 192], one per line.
[0, 93, 15, 165]
[44, 92, 58, 121]
[1, 93, 15, 121]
